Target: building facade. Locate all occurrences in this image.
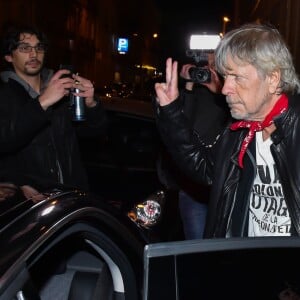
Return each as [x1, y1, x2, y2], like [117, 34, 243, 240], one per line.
[233, 0, 300, 73]
[0, 0, 162, 91]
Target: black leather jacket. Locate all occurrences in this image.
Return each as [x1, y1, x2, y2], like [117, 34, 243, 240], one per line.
[156, 87, 230, 202]
[155, 93, 300, 238]
[0, 76, 107, 191]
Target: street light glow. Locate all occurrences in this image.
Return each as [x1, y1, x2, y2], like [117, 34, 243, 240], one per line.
[222, 16, 231, 35]
[223, 16, 230, 23]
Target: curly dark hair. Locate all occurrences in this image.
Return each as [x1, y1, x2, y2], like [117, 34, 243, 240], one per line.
[0, 25, 49, 57]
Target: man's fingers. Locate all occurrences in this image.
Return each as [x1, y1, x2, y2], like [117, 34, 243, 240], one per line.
[170, 60, 178, 89]
[166, 57, 172, 84]
[165, 58, 178, 89]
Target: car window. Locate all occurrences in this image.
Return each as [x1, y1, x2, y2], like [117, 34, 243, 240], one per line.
[144, 237, 300, 300]
[78, 109, 163, 204]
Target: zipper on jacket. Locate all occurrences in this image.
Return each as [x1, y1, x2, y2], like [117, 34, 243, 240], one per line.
[240, 150, 256, 236]
[226, 149, 256, 237]
[271, 144, 300, 235]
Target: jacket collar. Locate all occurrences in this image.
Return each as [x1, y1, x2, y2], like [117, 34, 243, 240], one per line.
[0, 68, 53, 98]
[272, 94, 300, 145]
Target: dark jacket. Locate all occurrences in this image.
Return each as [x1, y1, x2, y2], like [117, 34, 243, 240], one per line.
[155, 93, 300, 238]
[0, 71, 107, 191]
[156, 85, 230, 203]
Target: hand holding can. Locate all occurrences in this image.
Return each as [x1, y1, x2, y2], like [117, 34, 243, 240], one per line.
[70, 79, 86, 121]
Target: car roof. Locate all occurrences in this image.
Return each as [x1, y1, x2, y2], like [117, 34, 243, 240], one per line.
[100, 97, 154, 119]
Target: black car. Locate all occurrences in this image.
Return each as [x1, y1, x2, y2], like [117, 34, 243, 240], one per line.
[0, 97, 182, 300]
[79, 97, 160, 205]
[0, 182, 163, 300]
[79, 96, 183, 241]
[144, 237, 300, 300]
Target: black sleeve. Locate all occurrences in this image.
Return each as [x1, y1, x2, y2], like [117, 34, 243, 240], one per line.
[74, 96, 108, 137]
[182, 86, 230, 145]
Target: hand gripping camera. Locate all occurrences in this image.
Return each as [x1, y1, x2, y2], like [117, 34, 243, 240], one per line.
[186, 34, 221, 84]
[187, 61, 211, 84]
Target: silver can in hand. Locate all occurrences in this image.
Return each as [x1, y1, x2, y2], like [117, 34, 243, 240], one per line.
[70, 87, 86, 121]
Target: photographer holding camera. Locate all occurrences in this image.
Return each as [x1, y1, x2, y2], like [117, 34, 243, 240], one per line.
[158, 51, 230, 239]
[0, 25, 107, 198]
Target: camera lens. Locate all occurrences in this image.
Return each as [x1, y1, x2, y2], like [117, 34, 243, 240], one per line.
[188, 67, 211, 83]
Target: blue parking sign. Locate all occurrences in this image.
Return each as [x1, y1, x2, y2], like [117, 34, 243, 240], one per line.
[117, 38, 129, 53]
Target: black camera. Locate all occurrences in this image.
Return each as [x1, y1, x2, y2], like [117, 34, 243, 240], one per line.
[186, 50, 211, 84]
[59, 64, 74, 78]
[188, 67, 211, 84]
[185, 34, 221, 84]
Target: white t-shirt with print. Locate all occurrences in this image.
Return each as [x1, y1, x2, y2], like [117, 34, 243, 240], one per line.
[248, 131, 291, 237]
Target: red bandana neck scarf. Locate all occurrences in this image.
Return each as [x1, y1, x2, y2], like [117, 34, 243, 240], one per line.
[230, 94, 288, 168]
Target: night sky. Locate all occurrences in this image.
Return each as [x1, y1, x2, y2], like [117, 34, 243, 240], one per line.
[155, 0, 234, 68]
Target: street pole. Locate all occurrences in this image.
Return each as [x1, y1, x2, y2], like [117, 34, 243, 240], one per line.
[222, 16, 230, 36]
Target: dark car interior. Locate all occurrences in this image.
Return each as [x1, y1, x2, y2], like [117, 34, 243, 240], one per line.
[28, 240, 113, 300]
[4, 223, 142, 300]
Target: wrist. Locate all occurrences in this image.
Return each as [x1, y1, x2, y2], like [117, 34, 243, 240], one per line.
[185, 82, 194, 91]
[85, 97, 98, 108]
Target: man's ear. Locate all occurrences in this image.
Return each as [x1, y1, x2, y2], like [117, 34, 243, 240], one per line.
[4, 55, 12, 63]
[268, 70, 281, 94]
